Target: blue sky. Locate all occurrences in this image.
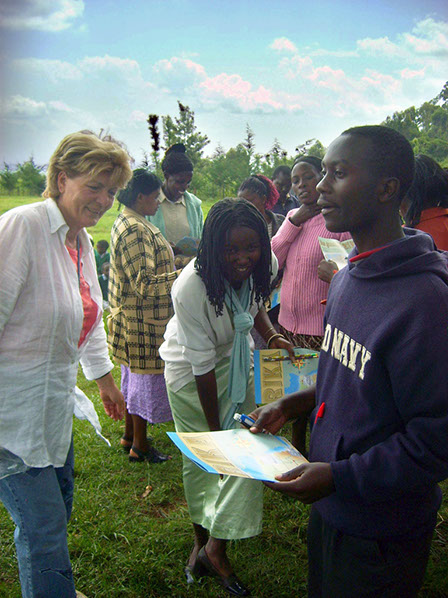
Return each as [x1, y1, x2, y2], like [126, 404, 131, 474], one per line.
[1, 0, 447, 166]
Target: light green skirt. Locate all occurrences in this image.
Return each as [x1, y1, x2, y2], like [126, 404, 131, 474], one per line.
[167, 357, 263, 540]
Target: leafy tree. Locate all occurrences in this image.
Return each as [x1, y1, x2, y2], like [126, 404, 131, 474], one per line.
[161, 101, 210, 167]
[241, 124, 257, 174]
[295, 138, 325, 160]
[0, 163, 18, 193]
[145, 114, 162, 174]
[411, 135, 448, 164]
[12, 158, 46, 196]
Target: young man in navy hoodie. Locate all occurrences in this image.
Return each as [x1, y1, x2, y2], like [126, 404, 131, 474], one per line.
[250, 125, 448, 597]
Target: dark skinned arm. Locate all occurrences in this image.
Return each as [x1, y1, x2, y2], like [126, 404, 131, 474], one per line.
[248, 385, 316, 435]
[194, 369, 221, 431]
[254, 306, 295, 360]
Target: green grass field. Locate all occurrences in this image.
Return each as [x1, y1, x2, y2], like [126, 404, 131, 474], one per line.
[0, 196, 447, 598]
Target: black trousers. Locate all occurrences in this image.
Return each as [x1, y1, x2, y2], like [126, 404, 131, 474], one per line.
[307, 507, 434, 598]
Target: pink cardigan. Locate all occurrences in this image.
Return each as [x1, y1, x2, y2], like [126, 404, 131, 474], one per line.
[271, 211, 351, 336]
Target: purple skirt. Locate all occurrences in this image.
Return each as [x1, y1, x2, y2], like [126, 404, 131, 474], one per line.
[121, 365, 172, 424]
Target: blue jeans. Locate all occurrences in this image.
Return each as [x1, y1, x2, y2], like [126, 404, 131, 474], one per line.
[0, 441, 76, 598]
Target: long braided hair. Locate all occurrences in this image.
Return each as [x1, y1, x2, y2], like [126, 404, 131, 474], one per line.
[195, 198, 273, 316]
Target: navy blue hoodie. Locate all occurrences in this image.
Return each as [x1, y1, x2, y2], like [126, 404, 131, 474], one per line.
[309, 229, 448, 539]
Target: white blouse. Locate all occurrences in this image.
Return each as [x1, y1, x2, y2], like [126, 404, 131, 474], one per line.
[160, 255, 278, 392]
[0, 199, 113, 473]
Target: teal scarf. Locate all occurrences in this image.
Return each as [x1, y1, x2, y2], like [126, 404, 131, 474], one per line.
[221, 278, 254, 430]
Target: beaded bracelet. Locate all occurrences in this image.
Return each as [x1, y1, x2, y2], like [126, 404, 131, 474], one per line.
[267, 332, 285, 348]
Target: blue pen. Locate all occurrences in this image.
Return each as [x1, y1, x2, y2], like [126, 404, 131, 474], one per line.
[234, 413, 256, 429]
[234, 413, 271, 434]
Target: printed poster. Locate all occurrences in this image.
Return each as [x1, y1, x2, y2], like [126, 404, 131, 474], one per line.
[318, 237, 355, 271]
[254, 348, 319, 405]
[167, 429, 307, 482]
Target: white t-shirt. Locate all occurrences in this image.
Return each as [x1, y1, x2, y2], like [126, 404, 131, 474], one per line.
[160, 255, 278, 392]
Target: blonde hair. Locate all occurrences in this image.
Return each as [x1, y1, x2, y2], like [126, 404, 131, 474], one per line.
[43, 131, 133, 199]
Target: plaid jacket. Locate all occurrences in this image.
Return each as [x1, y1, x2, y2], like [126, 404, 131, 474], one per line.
[108, 207, 180, 373]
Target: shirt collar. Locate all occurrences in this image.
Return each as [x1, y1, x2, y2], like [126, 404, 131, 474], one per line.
[45, 197, 93, 252]
[159, 188, 186, 206]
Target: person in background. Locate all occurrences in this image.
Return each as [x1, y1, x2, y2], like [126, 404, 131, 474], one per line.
[271, 155, 351, 452]
[250, 125, 448, 598]
[238, 175, 284, 348]
[94, 239, 110, 275]
[108, 169, 180, 463]
[271, 165, 300, 216]
[98, 260, 110, 309]
[0, 130, 131, 598]
[148, 144, 203, 260]
[238, 174, 285, 239]
[401, 154, 448, 250]
[160, 199, 294, 596]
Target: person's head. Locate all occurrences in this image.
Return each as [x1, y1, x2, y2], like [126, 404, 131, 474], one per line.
[238, 175, 280, 214]
[96, 240, 109, 255]
[117, 169, 162, 216]
[195, 198, 273, 315]
[272, 165, 292, 202]
[291, 156, 322, 206]
[43, 131, 132, 231]
[101, 261, 110, 278]
[316, 125, 415, 241]
[161, 143, 193, 201]
[401, 154, 448, 226]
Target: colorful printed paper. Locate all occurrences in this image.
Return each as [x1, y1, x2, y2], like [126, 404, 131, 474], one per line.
[167, 429, 307, 482]
[318, 237, 355, 270]
[254, 348, 319, 405]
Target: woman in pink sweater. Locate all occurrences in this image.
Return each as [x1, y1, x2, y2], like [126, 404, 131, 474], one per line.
[271, 156, 351, 450]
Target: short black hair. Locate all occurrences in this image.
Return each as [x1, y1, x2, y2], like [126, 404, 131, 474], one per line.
[404, 154, 448, 226]
[195, 198, 273, 316]
[272, 165, 291, 179]
[96, 239, 109, 250]
[117, 168, 161, 207]
[161, 143, 193, 176]
[239, 176, 268, 199]
[341, 125, 415, 200]
[238, 175, 280, 210]
[293, 155, 322, 173]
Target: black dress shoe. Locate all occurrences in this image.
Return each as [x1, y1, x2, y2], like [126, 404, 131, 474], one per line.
[184, 558, 209, 584]
[197, 547, 251, 596]
[129, 445, 171, 463]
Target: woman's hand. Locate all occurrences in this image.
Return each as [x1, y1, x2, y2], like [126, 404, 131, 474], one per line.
[264, 462, 335, 503]
[95, 372, 125, 420]
[289, 203, 321, 227]
[317, 259, 338, 284]
[270, 335, 295, 362]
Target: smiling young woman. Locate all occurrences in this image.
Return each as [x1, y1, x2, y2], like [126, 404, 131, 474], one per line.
[159, 198, 294, 596]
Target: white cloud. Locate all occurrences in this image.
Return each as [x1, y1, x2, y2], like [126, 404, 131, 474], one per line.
[199, 73, 283, 113]
[13, 58, 83, 83]
[2, 95, 48, 118]
[270, 38, 298, 53]
[153, 57, 207, 94]
[400, 67, 426, 80]
[79, 55, 141, 75]
[0, 0, 84, 32]
[1, 95, 78, 120]
[401, 18, 448, 56]
[356, 36, 402, 57]
[357, 18, 448, 61]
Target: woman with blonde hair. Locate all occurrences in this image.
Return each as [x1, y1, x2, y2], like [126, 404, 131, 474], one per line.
[0, 130, 132, 598]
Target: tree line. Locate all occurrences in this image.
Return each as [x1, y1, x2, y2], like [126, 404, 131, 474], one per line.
[2, 81, 447, 199]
